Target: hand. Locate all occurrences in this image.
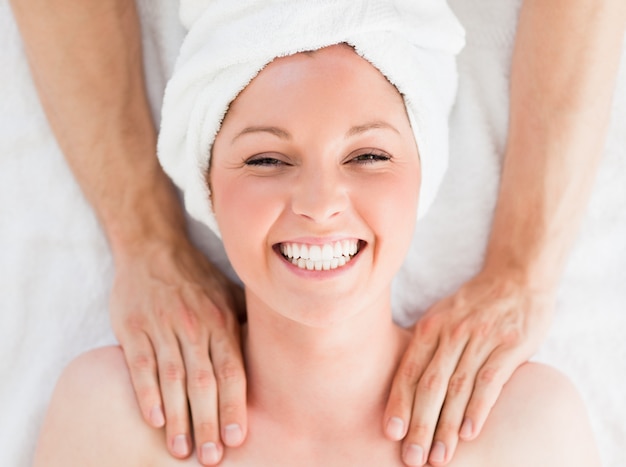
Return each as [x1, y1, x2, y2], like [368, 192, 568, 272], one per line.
[384, 269, 555, 466]
[109, 236, 246, 466]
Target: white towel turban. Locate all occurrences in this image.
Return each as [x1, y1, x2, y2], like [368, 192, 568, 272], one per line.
[158, 0, 465, 236]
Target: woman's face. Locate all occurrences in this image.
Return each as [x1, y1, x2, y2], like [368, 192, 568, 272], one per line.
[210, 44, 420, 327]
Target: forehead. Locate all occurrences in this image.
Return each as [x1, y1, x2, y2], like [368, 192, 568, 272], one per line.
[223, 44, 407, 125]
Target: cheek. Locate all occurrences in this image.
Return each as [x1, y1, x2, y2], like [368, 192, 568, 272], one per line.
[358, 167, 420, 269]
[211, 171, 286, 274]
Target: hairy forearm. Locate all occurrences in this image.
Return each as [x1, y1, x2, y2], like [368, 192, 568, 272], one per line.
[9, 0, 187, 257]
[484, 0, 626, 289]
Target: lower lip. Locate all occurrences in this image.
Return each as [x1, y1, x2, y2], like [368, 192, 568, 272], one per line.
[274, 242, 365, 279]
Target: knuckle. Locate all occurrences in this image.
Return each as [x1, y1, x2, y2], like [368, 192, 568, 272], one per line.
[161, 361, 186, 383]
[416, 314, 440, 337]
[418, 371, 445, 393]
[447, 372, 470, 396]
[136, 385, 157, 404]
[407, 421, 432, 441]
[397, 359, 422, 383]
[386, 390, 408, 411]
[194, 421, 219, 439]
[477, 365, 501, 385]
[500, 328, 522, 346]
[436, 420, 460, 439]
[165, 412, 188, 430]
[208, 302, 229, 324]
[188, 368, 216, 391]
[447, 319, 471, 344]
[215, 361, 244, 385]
[174, 306, 205, 343]
[123, 314, 147, 332]
[219, 401, 241, 419]
[129, 353, 155, 374]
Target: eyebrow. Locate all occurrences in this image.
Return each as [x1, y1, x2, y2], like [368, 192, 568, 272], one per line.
[231, 126, 291, 144]
[346, 121, 401, 137]
[231, 120, 400, 145]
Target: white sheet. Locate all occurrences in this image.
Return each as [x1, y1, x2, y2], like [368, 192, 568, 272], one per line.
[1, 1, 624, 465]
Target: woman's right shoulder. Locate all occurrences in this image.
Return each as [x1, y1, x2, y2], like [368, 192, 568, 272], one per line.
[33, 346, 160, 466]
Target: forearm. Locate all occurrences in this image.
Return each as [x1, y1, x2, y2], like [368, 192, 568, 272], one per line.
[484, 0, 626, 290]
[9, 0, 187, 258]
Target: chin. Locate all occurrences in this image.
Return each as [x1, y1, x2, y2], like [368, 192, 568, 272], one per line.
[274, 290, 390, 329]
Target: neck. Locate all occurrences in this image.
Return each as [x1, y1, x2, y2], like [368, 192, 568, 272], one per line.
[243, 290, 409, 439]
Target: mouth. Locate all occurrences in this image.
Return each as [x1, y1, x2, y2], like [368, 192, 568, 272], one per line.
[277, 239, 363, 271]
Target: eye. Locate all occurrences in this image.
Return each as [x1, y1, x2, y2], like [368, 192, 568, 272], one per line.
[244, 155, 289, 167]
[350, 151, 391, 164]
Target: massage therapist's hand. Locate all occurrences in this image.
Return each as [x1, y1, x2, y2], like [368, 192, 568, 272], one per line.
[383, 0, 626, 463]
[9, 0, 248, 463]
[110, 235, 246, 465]
[384, 268, 555, 466]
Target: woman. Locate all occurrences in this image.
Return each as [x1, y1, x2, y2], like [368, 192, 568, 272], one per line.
[33, 43, 600, 466]
[10, 0, 625, 464]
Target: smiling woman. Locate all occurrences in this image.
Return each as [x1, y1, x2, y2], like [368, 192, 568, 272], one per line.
[33, 44, 600, 467]
[209, 45, 420, 328]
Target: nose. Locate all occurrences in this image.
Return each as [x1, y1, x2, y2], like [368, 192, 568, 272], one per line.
[290, 168, 349, 223]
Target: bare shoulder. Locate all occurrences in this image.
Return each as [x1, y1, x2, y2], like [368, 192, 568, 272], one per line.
[454, 362, 600, 467]
[33, 346, 161, 466]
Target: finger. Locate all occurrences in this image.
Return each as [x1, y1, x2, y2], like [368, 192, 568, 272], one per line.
[402, 340, 466, 467]
[462, 346, 524, 440]
[181, 339, 223, 466]
[383, 334, 437, 443]
[427, 336, 494, 466]
[210, 328, 247, 448]
[155, 334, 192, 460]
[119, 331, 165, 428]
[384, 314, 444, 442]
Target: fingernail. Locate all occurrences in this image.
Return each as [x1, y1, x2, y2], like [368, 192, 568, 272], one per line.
[201, 442, 220, 465]
[386, 417, 405, 440]
[430, 441, 446, 464]
[404, 443, 425, 466]
[224, 423, 243, 446]
[172, 434, 189, 457]
[150, 405, 165, 427]
[460, 417, 473, 439]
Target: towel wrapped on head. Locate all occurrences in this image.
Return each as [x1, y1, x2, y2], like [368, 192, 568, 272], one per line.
[157, 0, 465, 236]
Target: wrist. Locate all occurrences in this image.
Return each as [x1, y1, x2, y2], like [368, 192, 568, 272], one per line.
[104, 171, 190, 261]
[481, 239, 565, 294]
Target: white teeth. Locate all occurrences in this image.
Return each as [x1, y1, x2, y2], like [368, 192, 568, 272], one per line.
[309, 245, 322, 261]
[342, 240, 350, 255]
[279, 239, 360, 271]
[333, 242, 342, 257]
[322, 244, 334, 261]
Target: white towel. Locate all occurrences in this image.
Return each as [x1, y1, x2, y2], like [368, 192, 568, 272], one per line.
[157, 0, 465, 236]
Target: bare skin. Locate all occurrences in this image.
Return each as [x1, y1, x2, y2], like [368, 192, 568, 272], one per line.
[384, 1, 626, 465]
[34, 347, 599, 467]
[33, 46, 600, 467]
[9, 1, 246, 464]
[11, 0, 625, 466]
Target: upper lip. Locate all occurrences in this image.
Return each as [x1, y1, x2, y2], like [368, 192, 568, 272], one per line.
[274, 236, 363, 245]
